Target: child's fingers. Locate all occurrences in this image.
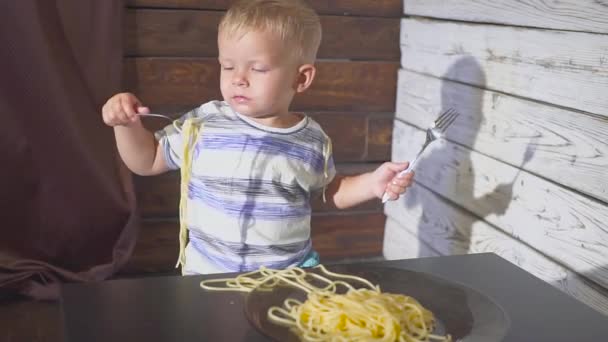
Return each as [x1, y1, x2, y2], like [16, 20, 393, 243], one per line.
[393, 175, 413, 187]
[120, 97, 137, 121]
[385, 162, 409, 173]
[387, 182, 407, 195]
[384, 190, 399, 201]
[386, 173, 413, 194]
[396, 169, 415, 182]
[106, 102, 124, 125]
[102, 93, 144, 126]
[101, 103, 114, 125]
[137, 106, 150, 114]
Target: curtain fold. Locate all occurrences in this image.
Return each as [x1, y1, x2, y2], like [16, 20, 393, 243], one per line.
[0, 0, 138, 300]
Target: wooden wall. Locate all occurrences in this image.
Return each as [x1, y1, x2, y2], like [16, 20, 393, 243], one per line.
[120, 0, 402, 274]
[385, 0, 608, 314]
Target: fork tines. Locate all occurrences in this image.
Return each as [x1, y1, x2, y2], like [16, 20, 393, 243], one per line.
[434, 108, 459, 131]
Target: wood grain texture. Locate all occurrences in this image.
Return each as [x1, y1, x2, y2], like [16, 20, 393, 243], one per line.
[367, 115, 394, 161]
[391, 120, 608, 290]
[396, 69, 608, 203]
[403, 0, 608, 34]
[125, 9, 400, 60]
[119, 220, 181, 275]
[0, 298, 63, 342]
[135, 163, 383, 217]
[311, 212, 386, 260]
[383, 217, 440, 260]
[316, 113, 393, 162]
[125, 58, 399, 112]
[400, 18, 608, 116]
[384, 183, 608, 315]
[121, 212, 386, 274]
[126, 0, 402, 17]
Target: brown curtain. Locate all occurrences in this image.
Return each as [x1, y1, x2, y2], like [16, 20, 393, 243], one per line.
[0, 0, 138, 300]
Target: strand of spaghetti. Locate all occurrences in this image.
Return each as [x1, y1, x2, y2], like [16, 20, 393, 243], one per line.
[272, 286, 446, 341]
[201, 267, 307, 292]
[267, 305, 300, 325]
[200, 266, 343, 293]
[286, 271, 344, 294]
[199, 266, 451, 342]
[320, 134, 333, 204]
[316, 264, 377, 290]
[175, 118, 202, 269]
[260, 270, 320, 294]
[249, 273, 303, 292]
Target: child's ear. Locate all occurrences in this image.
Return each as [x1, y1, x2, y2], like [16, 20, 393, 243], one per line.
[295, 64, 316, 93]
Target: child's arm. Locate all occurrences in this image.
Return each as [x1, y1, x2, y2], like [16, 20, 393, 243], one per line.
[102, 92, 170, 176]
[325, 162, 414, 209]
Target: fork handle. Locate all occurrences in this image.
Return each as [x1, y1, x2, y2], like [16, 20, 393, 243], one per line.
[396, 155, 419, 177]
[380, 156, 419, 203]
[137, 113, 172, 120]
[380, 138, 432, 204]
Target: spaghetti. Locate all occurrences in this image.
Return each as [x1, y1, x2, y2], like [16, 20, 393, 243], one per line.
[175, 118, 203, 269]
[200, 265, 452, 342]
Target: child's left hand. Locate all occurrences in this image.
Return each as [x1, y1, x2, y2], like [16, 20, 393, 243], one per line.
[371, 162, 414, 201]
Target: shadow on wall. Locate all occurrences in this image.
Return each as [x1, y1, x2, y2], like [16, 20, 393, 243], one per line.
[398, 56, 532, 257]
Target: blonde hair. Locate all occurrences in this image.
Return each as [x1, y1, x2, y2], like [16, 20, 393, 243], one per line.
[218, 0, 322, 63]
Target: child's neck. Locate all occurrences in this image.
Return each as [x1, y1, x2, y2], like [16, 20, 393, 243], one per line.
[248, 112, 304, 129]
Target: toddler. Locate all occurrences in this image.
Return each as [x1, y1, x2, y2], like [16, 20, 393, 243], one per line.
[102, 0, 414, 275]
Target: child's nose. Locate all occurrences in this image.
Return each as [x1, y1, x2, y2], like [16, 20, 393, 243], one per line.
[232, 71, 248, 87]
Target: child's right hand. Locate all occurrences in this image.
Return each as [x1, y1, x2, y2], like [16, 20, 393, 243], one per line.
[102, 92, 150, 127]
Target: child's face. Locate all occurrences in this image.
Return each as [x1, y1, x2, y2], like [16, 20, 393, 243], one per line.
[218, 30, 301, 120]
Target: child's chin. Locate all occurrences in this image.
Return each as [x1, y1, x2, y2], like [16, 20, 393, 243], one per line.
[231, 105, 265, 118]
[229, 102, 254, 115]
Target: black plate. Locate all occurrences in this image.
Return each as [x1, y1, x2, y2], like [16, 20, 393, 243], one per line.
[245, 264, 510, 341]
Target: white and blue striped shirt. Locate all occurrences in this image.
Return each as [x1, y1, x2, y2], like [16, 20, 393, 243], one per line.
[156, 101, 336, 274]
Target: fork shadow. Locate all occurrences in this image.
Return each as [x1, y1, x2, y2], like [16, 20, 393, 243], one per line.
[401, 56, 533, 257]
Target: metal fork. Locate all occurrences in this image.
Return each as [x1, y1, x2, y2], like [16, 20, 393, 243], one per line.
[381, 108, 460, 203]
[137, 113, 174, 121]
[137, 113, 182, 132]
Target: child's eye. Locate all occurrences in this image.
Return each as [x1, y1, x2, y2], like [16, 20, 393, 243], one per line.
[222, 66, 234, 71]
[252, 68, 268, 73]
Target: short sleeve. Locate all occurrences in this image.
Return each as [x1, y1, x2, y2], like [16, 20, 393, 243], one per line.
[154, 106, 206, 170]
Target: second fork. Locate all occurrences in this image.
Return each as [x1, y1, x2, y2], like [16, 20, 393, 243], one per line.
[381, 108, 459, 203]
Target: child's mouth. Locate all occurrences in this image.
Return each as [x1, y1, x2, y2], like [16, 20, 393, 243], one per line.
[233, 95, 250, 103]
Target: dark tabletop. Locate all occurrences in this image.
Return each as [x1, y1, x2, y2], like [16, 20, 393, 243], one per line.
[60, 253, 608, 342]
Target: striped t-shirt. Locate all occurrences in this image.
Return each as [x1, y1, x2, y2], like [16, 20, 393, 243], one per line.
[156, 101, 336, 275]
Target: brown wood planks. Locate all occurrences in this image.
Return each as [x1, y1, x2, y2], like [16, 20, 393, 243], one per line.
[126, 0, 402, 17]
[125, 9, 400, 60]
